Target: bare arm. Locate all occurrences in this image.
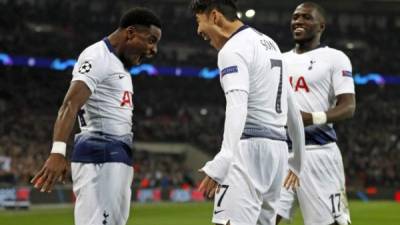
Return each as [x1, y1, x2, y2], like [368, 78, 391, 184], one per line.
[301, 93, 356, 126]
[31, 80, 91, 192]
[53, 80, 92, 142]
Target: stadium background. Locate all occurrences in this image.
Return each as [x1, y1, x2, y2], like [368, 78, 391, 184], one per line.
[0, 0, 399, 224]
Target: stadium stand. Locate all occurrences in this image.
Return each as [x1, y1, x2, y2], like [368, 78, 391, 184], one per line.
[0, 0, 399, 191]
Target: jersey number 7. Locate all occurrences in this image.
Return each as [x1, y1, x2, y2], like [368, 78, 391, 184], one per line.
[270, 59, 283, 114]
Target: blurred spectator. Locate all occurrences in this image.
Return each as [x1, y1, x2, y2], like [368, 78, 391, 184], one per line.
[0, 68, 399, 189]
[0, 0, 399, 189]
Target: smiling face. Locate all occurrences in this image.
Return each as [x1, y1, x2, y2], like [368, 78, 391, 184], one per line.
[291, 4, 325, 44]
[195, 11, 224, 50]
[122, 25, 162, 66]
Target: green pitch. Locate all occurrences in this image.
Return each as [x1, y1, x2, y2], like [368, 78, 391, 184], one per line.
[0, 201, 399, 225]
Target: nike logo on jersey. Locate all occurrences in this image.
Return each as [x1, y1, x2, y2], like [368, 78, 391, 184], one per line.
[214, 210, 225, 215]
[119, 75, 124, 79]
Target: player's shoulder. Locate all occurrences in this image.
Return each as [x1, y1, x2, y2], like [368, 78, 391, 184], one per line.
[283, 49, 295, 57]
[74, 40, 111, 75]
[218, 40, 243, 61]
[315, 46, 350, 60]
[219, 26, 277, 59]
[78, 40, 109, 61]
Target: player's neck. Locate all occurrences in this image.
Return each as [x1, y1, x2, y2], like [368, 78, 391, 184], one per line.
[224, 20, 244, 37]
[294, 40, 321, 54]
[107, 30, 123, 56]
[218, 20, 244, 48]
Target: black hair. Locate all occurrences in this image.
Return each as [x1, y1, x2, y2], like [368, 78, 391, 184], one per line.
[119, 7, 162, 29]
[190, 0, 239, 21]
[301, 2, 327, 22]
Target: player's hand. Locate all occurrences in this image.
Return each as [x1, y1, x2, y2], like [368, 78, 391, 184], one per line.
[30, 153, 68, 193]
[198, 171, 219, 199]
[283, 169, 300, 190]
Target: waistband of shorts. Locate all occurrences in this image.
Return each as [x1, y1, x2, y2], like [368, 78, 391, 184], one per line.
[76, 131, 133, 146]
[305, 142, 337, 150]
[241, 127, 287, 141]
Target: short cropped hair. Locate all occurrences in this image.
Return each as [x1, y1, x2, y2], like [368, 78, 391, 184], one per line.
[190, 0, 239, 21]
[119, 7, 162, 29]
[301, 2, 327, 22]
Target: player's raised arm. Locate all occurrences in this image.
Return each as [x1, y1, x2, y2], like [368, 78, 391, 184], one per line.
[31, 81, 91, 193]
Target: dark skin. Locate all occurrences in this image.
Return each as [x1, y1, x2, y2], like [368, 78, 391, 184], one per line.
[290, 3, 356, 127]
[30, 25, 161, 193]
[276, 3, 355, 225]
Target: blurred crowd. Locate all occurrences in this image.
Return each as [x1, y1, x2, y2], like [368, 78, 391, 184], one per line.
[133, 151, 195, 190]
[0, 68, 399, 189]
[1, 0, 400, 73]
[0, 0, 399, 189]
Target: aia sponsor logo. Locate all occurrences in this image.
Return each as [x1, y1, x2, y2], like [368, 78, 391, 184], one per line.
[289, 76, 309, 92]
[120, 91, 133, 107]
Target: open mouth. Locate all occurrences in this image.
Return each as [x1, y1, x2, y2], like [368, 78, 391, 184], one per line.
[293, 26, 306, 35]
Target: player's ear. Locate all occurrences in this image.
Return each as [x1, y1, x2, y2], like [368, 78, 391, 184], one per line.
[319, 22, 325, 33]
[125, 26, 137, 40]
[210, 9, 219, 25]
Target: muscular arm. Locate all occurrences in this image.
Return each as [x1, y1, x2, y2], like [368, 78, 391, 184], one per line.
[31, 80, 91, 192]
[53, 80, 92, 142]
[301, 93, 356, 126]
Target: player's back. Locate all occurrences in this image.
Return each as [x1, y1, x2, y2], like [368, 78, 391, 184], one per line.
[218, 26, 289, 140]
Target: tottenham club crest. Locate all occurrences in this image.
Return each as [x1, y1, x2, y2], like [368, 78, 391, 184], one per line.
[78, 61, 92, 74]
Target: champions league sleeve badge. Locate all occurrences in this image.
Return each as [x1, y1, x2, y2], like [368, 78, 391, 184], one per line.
[78, 61, 92, 74]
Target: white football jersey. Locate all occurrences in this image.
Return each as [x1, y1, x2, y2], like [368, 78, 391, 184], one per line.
[72, 38, 133, 136]
[284, 46, 355, 144]
[284, 46, 354, 113]
[218, 26, 289, 139]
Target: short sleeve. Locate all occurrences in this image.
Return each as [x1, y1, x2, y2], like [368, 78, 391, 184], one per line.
[218, 49, 249, 94]
[72, 47, 108, 93]
[331, 51, 355, 96]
